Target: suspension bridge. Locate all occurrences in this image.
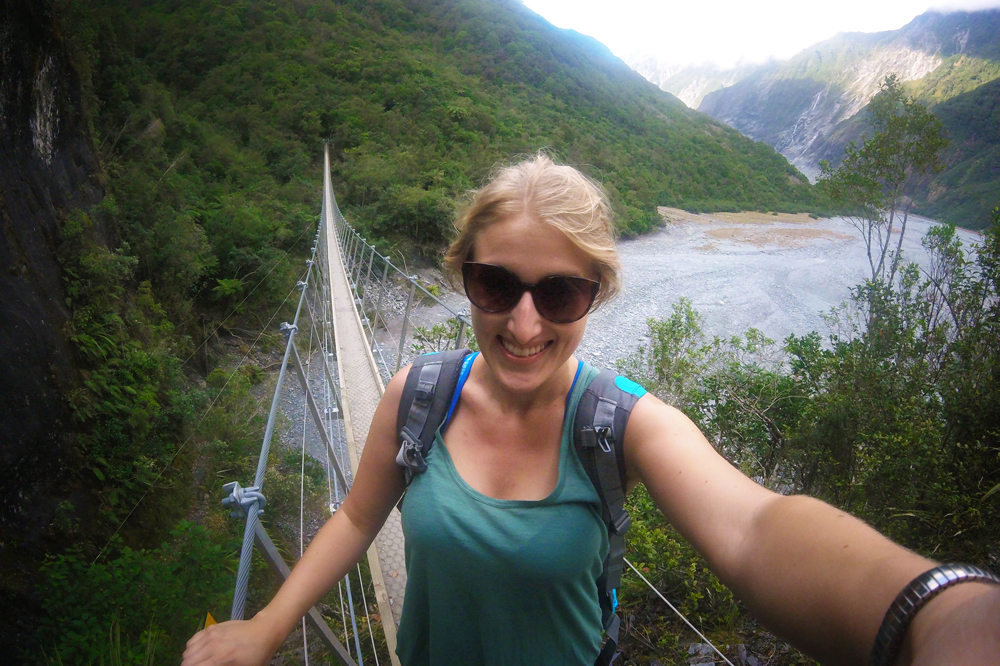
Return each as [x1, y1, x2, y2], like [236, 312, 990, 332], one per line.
[220, 143, 470, 666]
[218, 143, 732, 666]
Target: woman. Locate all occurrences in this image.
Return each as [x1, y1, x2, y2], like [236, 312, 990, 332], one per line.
[183, 155, 1000, 666]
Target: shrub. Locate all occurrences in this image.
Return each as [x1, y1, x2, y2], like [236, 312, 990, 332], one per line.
[35, 522, 234, 666]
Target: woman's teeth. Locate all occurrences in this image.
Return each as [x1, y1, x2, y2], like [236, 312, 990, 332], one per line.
[501, 338, 545, 357]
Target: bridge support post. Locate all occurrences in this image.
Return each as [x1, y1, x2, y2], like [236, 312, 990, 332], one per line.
[374, 261, 389, 331]
[364, 245, 375, 305]
[396, 280, 416, 373]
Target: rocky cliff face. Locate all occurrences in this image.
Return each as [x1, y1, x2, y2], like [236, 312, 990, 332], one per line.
[630, 10, 1000, 191]
[0, 0, 103, 652]
[623, 52, 758, 109]
[696, 14, 968, 180]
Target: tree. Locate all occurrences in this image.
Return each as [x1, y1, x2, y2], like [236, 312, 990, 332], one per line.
[820, 74, 947, 285]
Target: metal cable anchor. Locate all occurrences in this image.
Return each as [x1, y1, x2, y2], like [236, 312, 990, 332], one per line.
[222, 481, 267, 519]
[280, 322, 298, 338]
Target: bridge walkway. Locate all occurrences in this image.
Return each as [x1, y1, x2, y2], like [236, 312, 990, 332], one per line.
[322, 146, 407, 664]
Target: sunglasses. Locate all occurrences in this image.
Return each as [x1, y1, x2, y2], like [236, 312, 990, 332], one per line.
[462, 262, 600, 324]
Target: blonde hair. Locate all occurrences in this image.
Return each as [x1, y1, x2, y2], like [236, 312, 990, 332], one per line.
[443, 154, 621, 308]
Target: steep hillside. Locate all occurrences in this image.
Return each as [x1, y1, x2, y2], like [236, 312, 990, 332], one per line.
[684, 9, 1000, 228]
[0, 0, 106, 653]
[116, 0, 818, 247]
[919, 76, 1000, 224]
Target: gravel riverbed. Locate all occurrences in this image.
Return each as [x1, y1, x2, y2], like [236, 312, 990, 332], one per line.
[578, 211, 982, 368]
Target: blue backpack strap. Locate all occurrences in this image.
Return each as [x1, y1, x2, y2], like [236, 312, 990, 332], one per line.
[395, 349, 475, 487]
[574, 370, 646, 666]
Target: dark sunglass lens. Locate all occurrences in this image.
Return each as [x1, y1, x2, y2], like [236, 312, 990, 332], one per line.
[534, 277, 595, 323]
[465, 264, 521, 312]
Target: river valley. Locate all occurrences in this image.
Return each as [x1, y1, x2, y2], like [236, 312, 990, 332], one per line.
[572, 211, 980, 367]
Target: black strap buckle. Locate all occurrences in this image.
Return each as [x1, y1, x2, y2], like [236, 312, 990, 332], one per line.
[414, 379, 436, 404]
[396, 429, 427, 476]
[610, 509, 631, 535]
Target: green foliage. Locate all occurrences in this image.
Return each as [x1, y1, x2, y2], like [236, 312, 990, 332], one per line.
[619, 216, 1000, 570]
[57, 212, 197, 528]
[34, 522, 233, 666]
[782, 223, 1000, 557]
[907, 55, 1000, 106]
[623, 485, 738, 632]
[409, 318, 478, 355]
[915, 77, 1000, 228]
[616, 300, 808, 488]
[46, 0, 314, 545]
[820, 75, 947, 284]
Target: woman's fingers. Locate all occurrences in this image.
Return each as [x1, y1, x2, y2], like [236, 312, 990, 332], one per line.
[181, 620, 272, 666]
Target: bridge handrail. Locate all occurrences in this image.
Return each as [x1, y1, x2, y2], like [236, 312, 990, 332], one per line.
[222, 206, 360, 664]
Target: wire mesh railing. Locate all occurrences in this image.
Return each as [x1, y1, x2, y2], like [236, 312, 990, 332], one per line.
[221, 209, 364, 664]
[325, 197, 472, 383]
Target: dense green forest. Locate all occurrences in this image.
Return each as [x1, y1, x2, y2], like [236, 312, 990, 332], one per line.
[916, 75, 1000, 225]
[76, 0, 821, 247]
[18, 0, 996, 663]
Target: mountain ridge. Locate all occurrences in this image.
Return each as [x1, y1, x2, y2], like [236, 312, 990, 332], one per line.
[630, 9, 1000, 227]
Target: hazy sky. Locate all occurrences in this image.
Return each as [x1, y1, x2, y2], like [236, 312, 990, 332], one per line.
[520, 0, 1000, 68]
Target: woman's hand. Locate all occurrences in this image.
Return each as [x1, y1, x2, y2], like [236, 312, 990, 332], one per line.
[181, 615, 282, 666]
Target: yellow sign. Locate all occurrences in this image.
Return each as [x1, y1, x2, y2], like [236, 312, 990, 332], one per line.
[204, 612, 217, 629]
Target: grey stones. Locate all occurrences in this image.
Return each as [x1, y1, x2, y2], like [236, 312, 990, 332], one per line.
[684, 642, 759, 666]
[688, 642, 716, 664]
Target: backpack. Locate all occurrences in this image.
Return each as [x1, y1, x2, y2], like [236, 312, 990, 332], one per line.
[395, 349, 644, 666]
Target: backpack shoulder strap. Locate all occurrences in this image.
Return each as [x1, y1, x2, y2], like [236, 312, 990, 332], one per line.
[574, 369, 647, 666]
[395, 349, 474, 486]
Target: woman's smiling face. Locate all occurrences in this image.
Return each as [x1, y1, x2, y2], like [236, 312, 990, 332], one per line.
[469, 214, 597, 396]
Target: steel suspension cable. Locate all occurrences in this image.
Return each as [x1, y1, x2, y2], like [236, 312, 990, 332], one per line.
[338, 580, 351, 661]
[298, 319, 315, 665]
[623, 558, 735, 666]
[344, 570, 364, 666]
[357, 562, 381, 666]
[230, 235, 320, 621]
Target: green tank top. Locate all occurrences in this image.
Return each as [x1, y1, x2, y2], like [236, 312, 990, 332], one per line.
[396, 361, 606, 666]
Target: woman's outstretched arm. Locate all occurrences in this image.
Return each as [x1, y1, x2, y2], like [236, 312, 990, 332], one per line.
[181, 368, 410, 666]
[624, 394, 1000, 666]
